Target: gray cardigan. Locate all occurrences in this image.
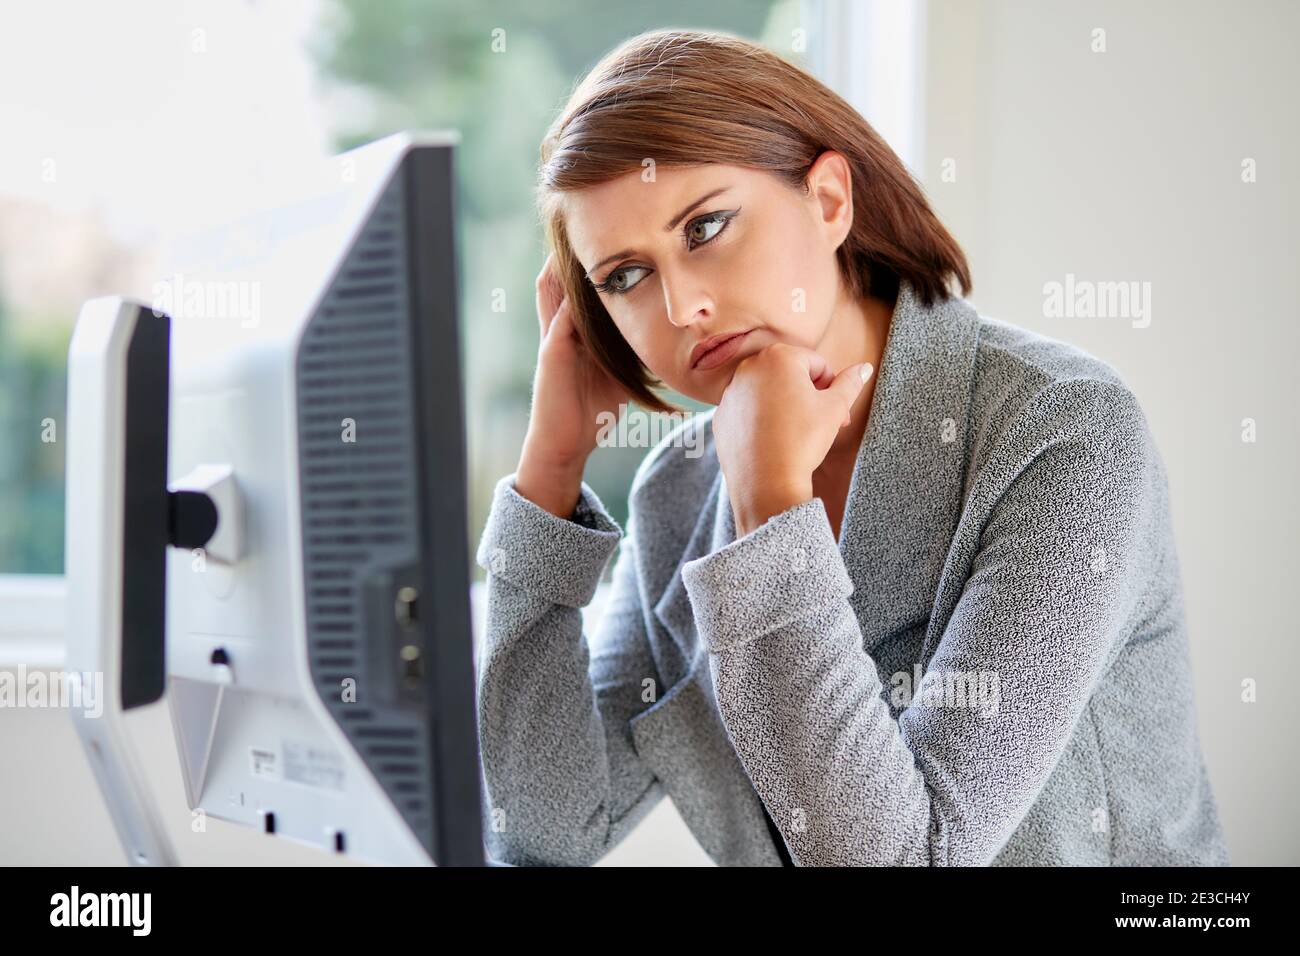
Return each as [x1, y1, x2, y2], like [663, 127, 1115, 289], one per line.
[473, 278, 1230, 866]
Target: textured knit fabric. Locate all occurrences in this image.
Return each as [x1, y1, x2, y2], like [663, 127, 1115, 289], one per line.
[474, 278, 1229, 867]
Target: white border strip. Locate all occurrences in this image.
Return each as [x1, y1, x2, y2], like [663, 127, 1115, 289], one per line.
[806, 0, 927, 176]
[0, 574, 66, 668]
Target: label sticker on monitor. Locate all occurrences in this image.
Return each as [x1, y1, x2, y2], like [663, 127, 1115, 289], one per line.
[283, 741, 345, 791]
[249, 747, 280, 779]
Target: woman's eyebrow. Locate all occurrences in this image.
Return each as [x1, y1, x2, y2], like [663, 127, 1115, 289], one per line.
[586, 185, 733, 279]
[663, 185, 731, 231]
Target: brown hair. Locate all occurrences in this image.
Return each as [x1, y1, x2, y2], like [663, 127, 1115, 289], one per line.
[537, 28, 971, 413]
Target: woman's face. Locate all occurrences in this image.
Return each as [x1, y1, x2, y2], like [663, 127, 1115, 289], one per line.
[562, 155, 856, 405]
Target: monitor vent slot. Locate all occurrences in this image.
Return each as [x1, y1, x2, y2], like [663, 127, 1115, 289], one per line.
[295, 171, 436, 855]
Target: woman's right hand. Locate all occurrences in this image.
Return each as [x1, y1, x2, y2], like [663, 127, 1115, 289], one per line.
[515, 253, 635, 519]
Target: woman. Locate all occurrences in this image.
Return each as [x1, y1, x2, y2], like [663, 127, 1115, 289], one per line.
[475, 29, 1229, 866]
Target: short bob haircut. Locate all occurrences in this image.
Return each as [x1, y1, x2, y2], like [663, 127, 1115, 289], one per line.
[537, 29, 971, 414]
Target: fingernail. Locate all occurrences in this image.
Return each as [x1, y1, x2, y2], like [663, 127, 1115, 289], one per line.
[859, 362, 874, 383]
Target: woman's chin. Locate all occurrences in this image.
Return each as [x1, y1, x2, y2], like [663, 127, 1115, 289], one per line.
[669, 377, 727, 408]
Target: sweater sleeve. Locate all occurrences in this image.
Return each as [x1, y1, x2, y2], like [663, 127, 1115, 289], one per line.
[680, 379, 1156, 865]
[474, 474, 666, 865]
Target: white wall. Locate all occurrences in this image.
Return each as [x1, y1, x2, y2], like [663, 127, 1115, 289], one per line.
[921, 0, 1300, 865]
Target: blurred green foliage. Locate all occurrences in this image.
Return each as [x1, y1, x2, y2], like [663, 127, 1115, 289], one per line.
[0, 292, 69, 573]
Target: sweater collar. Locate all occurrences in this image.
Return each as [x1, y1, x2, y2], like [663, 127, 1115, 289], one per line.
[835, 277, 981, 652]
[655, 277, 982, 663]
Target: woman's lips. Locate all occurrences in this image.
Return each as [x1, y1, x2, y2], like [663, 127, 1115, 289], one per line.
[691, 330, 751, 370]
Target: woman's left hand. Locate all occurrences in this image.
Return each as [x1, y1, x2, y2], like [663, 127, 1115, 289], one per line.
[712, 343, 873, 537]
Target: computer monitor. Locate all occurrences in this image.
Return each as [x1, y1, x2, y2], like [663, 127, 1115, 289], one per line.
[65, 132, 485, 865]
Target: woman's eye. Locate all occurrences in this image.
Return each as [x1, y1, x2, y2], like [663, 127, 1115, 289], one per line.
[686, 212, 731, 248]
[600, 265, 651, 295]
[595, 209, 737, 296]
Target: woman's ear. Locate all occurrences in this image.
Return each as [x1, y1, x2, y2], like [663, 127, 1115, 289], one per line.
[805, 150, 855, 249]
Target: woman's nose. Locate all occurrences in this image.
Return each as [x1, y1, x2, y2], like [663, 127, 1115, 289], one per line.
[661, 271, 712, 328]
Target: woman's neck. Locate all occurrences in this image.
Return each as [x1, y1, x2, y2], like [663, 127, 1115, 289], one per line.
[816, 286, 894, 465]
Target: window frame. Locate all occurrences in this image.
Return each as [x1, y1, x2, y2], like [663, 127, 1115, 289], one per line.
[0, 574, 66, 668]
[806, 0, 928, 175]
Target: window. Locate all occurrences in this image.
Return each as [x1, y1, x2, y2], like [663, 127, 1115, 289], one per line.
[1, 0, 857, 650]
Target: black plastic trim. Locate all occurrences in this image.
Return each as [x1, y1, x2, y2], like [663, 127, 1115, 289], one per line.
[403, 145, 485, 866]
[120, 306, 170, 710]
